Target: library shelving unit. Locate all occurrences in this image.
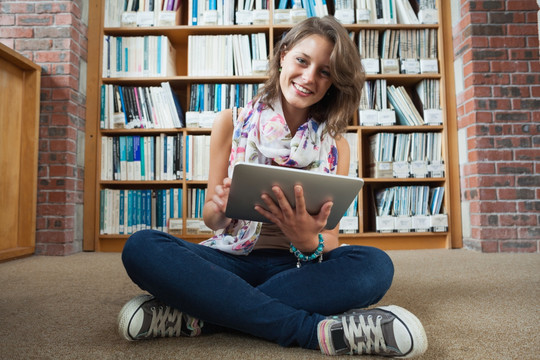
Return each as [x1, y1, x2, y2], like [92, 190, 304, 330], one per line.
[0, 43, 41, 261]
[83, 0, 461, 252]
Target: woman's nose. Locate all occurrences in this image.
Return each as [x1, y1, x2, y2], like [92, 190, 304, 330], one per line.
[302, 66, 317, 83]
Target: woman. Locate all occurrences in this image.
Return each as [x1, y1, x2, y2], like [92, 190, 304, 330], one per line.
[119, 16, 427, 358]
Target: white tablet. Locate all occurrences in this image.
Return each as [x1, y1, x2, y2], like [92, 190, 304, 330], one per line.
[225, 163, 364, 229]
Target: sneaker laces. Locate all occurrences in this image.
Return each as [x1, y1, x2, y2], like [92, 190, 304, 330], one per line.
[342, 314, 387, 355]
[148, 305, 184, 338]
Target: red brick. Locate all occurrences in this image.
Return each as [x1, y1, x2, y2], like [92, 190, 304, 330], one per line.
[510, 49, 538, 61]
[472, 73, 511, 85]
[476, 175, 515, 187]
[46, 217, 75, 229]
[493, 85, 530, 97]
[499, 214, 537, 226]
[507, 24, 538, 36]
[479, 227, 518, 240]
[468, 136, 494, 149]
[0, 26, 33, 38]
[480, 240, 500, 253]
[17, 14, 53, 26]
[517, 228, 540, 240]
[37, 203, 75, 217]
[514, 149, 540, 161]
[479, 201, 518, 213]
[496, 161, 534, 174]
[500, 240, 538, 252]
[49, 139, 76, 152]
[35, 2, 72, 14]
[511, 73, 540, 85]
[1, 3, 35, 13]
[55, 14, 73, 25]
[472, 86, 492, 97]
[35, 230, 75, 244]
[49, 191, 76, 203]
[498, 187, 536, 200]
[0, 14, 15, 26]
[490, 61, 530, 73]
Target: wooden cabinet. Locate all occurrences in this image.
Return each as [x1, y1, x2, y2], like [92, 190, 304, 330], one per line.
[0, 43, 41, 261]
[84, 0, 461, 252]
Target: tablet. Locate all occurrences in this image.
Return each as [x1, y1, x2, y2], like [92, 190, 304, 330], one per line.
[225, 163, 364, 229]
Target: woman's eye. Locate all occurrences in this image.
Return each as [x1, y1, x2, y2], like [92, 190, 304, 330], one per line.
[321, 70, 331, 77]
[296, 57, 306, 65]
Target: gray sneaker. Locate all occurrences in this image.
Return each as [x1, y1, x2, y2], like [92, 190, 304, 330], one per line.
[318, 305, 427, 358]
[118, 294, 203, 341]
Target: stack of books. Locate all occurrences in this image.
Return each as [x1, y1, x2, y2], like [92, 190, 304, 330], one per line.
[373, 185, 447, 233]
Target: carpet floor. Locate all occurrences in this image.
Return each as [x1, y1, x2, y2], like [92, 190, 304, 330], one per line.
[0, 249, 538, 360]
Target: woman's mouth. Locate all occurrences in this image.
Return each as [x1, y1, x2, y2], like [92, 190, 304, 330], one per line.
[293, 82, 313, 95]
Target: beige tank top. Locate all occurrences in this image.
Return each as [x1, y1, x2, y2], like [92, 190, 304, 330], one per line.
[252, 223, 290, 250]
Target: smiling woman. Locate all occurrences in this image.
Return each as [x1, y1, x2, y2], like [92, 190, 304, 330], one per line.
[118, 15, 428, 359]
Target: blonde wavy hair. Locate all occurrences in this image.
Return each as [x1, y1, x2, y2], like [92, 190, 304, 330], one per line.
[255, 16, 365, 137]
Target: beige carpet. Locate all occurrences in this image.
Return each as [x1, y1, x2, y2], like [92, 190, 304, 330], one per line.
[0, 249, 538, 360]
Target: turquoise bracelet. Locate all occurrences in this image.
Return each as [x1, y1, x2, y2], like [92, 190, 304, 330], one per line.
[290, 233, 324, 268]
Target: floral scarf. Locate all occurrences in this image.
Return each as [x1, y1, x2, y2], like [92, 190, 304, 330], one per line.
[199, 98, 338, 254]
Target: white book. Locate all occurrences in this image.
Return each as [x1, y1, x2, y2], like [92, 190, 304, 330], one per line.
[242, 34, 253, 75]
[167, 135, 174, 180]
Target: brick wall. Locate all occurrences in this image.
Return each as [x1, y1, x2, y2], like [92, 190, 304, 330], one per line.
[452, 0, 540, 252]
[0, 1, 88, 255]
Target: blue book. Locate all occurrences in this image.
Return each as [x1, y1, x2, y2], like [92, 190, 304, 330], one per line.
[198, 84, 204, 111]
[216, 84, 221, 111]
[133, 136, 141, 180]
[178, 189, 182, 217]
[136, 190, 142, 231]
[195, 189, 200, 218]
[278, 0, 288, 9]
[100, 190, 105, 234]
[127, 190, 133, 234]
[169, 89, 185, 127]
[157, 36, 162, 75]
[143, 36, 149, 75]
[162, 189, 167, 230]
[116, 37, 122, 74]
[140, 137, 146, 180]
[119, 190, 125, 234]
[156, 190, 162, 231]
[119, 136, 127, 180]
[126, 136, 134, 180]
[100, 85, 106, 129]
[117, 86, 129, 125]
[104, 36, 110, 77]
[146, 190, 152, 229]
[170, 188, 175, 218]
[192, 0, 198, 25]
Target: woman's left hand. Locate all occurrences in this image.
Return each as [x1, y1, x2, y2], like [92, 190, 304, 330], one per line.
[254, 184, 332, 252]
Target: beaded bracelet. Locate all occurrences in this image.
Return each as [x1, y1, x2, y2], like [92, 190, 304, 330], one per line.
[290, 233, 324, 268]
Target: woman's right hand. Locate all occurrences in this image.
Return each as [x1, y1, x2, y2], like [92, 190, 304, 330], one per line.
[210, 177, 232, 214]
[203, 177, 233, 230]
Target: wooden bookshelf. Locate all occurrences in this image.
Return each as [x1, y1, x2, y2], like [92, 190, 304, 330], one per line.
[0, 43, 41, 261]
[84, 0, 461, 252]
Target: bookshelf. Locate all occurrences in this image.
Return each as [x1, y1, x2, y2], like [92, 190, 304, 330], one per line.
[0, 43, 41, 261]
[83, 0, 462, 252]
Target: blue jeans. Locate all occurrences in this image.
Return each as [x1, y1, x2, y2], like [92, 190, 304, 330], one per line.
[122, 229, 394, 349]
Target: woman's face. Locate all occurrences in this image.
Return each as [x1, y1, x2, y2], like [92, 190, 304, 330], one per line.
[279, 34, 334, 117]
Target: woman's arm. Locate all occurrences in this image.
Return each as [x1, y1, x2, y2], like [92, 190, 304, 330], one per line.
[202, 109, 234, 231]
